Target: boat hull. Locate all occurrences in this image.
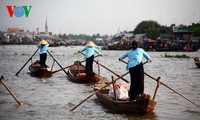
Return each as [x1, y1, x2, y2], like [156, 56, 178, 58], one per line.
[95, 90, 157, 114]
[67, 61, 100, 83]
[29, 61, 52, 78]
[195, 62, 200, 68]
[67, 71, 100, 83]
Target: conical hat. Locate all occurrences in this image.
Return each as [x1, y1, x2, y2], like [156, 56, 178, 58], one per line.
[86, 41, 96, 46]
[39, 39, 47, 44]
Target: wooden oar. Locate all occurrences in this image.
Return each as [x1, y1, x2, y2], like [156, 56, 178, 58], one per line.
[0, 76, 22, 105]
[70, 71, 129, 111]
[47, 50, 68, 75]
[95, 60, 148, 83]
[94, 60, 129, 83]
[79, 52, 129, 83]
[144, 72, 200, 109]
[51, 55, 101, 74]
[51, 64, 73, 74]
[120, 60, 200, 109]
[119, 59, 148, 65]
[15, 48, 39, 76]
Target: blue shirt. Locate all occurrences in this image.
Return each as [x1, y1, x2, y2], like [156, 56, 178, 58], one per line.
[119, 48, 151, 71]
[80, 46, 101, 59]
[37, 43, 49, 54]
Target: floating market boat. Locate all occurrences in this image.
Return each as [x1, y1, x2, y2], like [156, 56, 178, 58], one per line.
[67, 61, 101, 83]
[94, 76, 158, 114]
[95, 89, 157, 114]
[29, 60, 52, 78]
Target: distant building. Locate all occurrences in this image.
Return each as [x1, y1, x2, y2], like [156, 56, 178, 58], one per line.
[173, 29, 194, 41]
[7, 28, 20, 33]
[3, 27, 33, 44]
[33, 16, 57, 45]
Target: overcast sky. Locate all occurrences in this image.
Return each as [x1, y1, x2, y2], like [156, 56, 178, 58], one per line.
[0, 0, 200, 35]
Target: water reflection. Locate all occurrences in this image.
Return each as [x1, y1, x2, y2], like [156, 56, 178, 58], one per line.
[0, 45, 200, 120]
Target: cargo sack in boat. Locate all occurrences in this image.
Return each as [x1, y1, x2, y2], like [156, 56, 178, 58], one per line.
[77, 73, 86, 76]
[108, 83, 120, 99]
[118, 81, 129, 100]
[108, 82, 129, 100]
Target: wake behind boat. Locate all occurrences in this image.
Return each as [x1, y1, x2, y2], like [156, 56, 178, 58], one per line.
[67, 61, 101, 83]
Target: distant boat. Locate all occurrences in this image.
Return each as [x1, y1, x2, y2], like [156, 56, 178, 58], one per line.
[49, 41, 60, 47]
[194, 57, 200, 68]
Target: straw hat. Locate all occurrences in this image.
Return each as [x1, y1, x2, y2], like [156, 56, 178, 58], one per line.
[86, 41, 96, 46]
[39, 39, 47, 44]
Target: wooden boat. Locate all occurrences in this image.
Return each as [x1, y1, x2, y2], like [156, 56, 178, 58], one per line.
[29, 60, 52, 78]
[194, 57, 200, 68]
[93, 75, 157, 113]
[95, 87, 157, 114]
[94, 77, 110, 94]
[67, 61, 101, 83]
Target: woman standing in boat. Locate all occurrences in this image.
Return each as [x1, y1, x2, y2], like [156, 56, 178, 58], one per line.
[37, 39, 49, 69]
[78, 41, 102, 75]
[119, 40, 151, 100]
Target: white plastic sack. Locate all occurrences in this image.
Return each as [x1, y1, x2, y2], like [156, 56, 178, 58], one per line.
[117, 82, 129, 100]
[108, 82, 129, 100]
[108, 83, 120, 99]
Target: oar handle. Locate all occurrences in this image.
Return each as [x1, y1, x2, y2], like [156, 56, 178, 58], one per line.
[120, 59, 148, 65]
[79, 51, 102, 58]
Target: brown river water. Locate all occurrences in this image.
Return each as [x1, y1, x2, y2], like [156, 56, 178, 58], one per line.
[0, 45, 200, 120]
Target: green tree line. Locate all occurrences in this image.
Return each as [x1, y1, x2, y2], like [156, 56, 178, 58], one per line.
[133, 20, 200, 39]
[58, 33, 108, 40]
[57, 20, 200, 40]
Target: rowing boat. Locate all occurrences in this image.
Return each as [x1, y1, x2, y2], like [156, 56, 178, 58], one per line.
[95, 86, 157, 113]
[93, 75, 157, 113]
[29, 60, 52, 78]
[194, 57, 200, 68]
[95, 90, 157, 113]
[67, 61, 100, 83]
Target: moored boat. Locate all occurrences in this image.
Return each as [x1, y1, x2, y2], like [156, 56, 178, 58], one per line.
[95, 89, 157, 114]
[29, 60, 52, 78]
[67, 61, 101, 83]
[194, 57, 200, 68]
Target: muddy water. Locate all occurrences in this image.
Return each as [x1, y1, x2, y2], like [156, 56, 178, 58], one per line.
[0, 45, 200, 120]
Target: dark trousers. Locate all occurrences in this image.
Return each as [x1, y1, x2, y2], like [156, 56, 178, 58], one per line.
[86, 55, 94, 74]
[129, 62, 144, 100]
[40, 53, 47, 68]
